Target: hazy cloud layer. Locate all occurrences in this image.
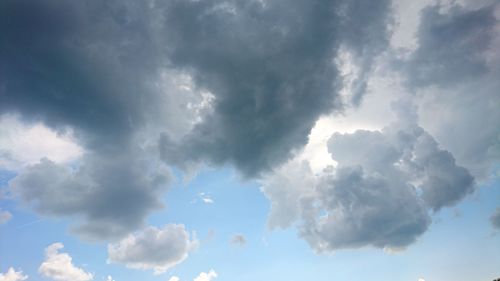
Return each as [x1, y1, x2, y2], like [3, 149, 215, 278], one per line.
[39, 243, 93, 281]
[0, 268, 28, 281]
[107, 224, 198, 274]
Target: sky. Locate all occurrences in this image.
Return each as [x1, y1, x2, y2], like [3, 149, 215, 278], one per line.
[0, 0, 499, 281]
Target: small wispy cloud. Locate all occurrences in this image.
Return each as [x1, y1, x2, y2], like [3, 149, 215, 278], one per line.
[198, 193, 214, 204]
[230, 234, 246, 247]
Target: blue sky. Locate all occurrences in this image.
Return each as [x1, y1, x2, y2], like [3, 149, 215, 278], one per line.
[2, 168, 500, 281]
[1, 0, 500, 281]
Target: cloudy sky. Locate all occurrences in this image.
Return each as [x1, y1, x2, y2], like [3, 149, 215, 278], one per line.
[1, 0, 499, 280]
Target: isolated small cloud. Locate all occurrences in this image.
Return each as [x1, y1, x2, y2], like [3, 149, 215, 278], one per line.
[491, 208, 500, 230]
[199, 193, 214, 204]
[168, 276, 180, 281]
[105, 276, 115, 281]
[39, 243, 93, 281]
[193, 270, 217, 281]
[230, 234, 246, 247]
[107, 224, 198, 274]
[0, 209, 12, 224]
[0, 267, 28, 281]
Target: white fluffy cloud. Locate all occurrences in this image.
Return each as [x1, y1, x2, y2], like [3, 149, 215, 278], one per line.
[193, 270, 217, 281]
[0, 268, 28, 281]
[38, 243, 93, 281]
[167, 270, 217, 281]
[0, 114, 83, 171]
[0, 209, 12, 224]
[107, 224, 198, 274]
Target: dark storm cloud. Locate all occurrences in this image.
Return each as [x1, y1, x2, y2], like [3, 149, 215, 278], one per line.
[159, 0, 392, 176]
[1, 0, 393, 239]
[402, 4, 497, 88]
[1, 0, 188, 240]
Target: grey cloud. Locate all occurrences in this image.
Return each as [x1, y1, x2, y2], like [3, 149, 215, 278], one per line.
[1, 0, 394, 240]
[400, 3, 500, 180]
[302, 166, 430, 251]
[0, 0, 209, 240]
[491, 208, 500, 230]
[402, 4, 497, 88]
[328, 121, 474, 212]
[9, 151, 169, 241]
[107, 224, 198, 274]
[159, 0, 392, 176]
[262, 119, 473, 251]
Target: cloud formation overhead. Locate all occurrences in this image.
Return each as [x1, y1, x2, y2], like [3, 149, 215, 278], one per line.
[0, 0, 499, 280]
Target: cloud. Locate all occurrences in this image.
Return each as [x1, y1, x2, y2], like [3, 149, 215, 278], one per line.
[262, 115, 474, 251]
[0, 0, 212, 240]
[107, 224, 198, 274]
[400, 2, 500, 180]
[39, 243, 93, 281]
[0, 209, 12, 224]
[159, 0, 393, 176]
[1, 0, 393, 241]
[0, 114, 82, 171]
[9, 154, 170, 241]
[193, 270, 217, 281]
[230, 234, 246, 247]
[199, 193, 214, 204]
[491, 208, 500, 230]
[168, 277, 180, 281]
[0, 268, 28, 281]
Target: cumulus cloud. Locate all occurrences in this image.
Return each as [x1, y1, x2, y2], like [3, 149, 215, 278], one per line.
[9, 154, 169, 241]
[400, 2, 500, 180]
[262, 115, 474, 251]
[491, 208, 500, 230]
[107, 224, 198, 274]
[0, 209, 12, 224]
[193, 270, 217, 281]
[230, 234, 246, 247]
[0, 268, 28, 281]
[39, 243, 93, 281]
[168, 277, 180, 281]
[159, 0, 393, 176]
[1, 0, 394, 241]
